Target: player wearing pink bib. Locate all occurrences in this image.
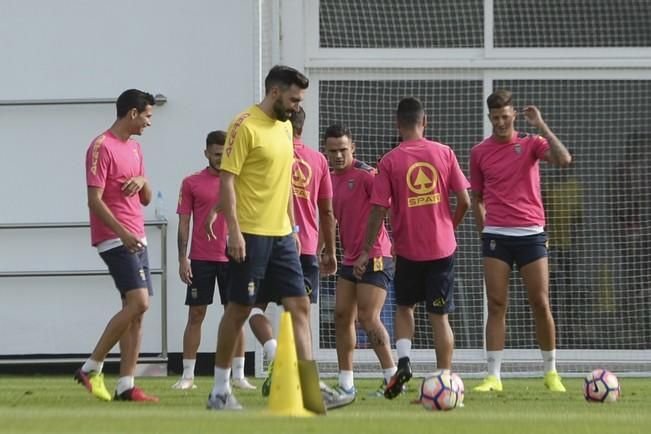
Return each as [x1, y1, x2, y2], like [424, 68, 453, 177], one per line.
[325, 124, 396, 398]
[76, 89, 158, 403]
[470, 89, 572, 394]
[292, 113, 336, 260]
[171, 131, 254, 391]
[354, 97, 470, 399]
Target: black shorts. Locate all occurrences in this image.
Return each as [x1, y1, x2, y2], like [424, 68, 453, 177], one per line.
[340, 256, 394, 290]
[99, 245, 153, 298]
[228, 233, 306, 306]
[185, 260, 228, 306]
[481, 233, 548, 269]
[394, 255, 455, 314]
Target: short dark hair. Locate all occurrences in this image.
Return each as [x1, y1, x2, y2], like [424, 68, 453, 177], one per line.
[323, 124, 352, 142]
[264, 65, 309, 94]
[290, 106, 306, 133]
[116, 89, 155, 118]
[396, 97, 425, 128]
[206, 130, 226, 148]
[487, 89, 513, 110]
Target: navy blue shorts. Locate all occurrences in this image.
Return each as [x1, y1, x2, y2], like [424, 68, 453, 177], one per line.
[481, 233, 548, 269]
[340, 256, 394, 290]
[185, 260, 228, 306]
[227, 233, 306, 306]
[256, 254, 319, 305]
[99, 245, 153, 298]
[394, 255, 455, 314]
[301, 255, 320, 304]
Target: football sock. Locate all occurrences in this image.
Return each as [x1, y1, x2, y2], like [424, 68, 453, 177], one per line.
[232, 357, 245, 380]
[212, 367, 231, 397]
[487, 351, 503, 380]
[263, 339, 277, 362]
[338, 370, 354, 390]
[182, 359, 196, 379]
[396, 339, 412, 360]
[541, 349, 557, 373]
[81, 358, 103, 374]
[383, 367, 398, 383]
[116, 376, 135, 395]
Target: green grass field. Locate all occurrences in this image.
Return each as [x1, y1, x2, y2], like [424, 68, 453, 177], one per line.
[1, 375, 649, 434]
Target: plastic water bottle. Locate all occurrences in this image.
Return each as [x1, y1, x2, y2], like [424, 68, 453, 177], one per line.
[154, 190, 165, 220]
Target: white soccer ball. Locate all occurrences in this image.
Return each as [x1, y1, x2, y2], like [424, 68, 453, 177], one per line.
[420, 370, 459, 411]
[584, 369, 620, 403]
[450, 372, 465, 407]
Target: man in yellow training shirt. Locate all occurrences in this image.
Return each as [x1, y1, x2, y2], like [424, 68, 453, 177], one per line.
[206, 65, 352, 411]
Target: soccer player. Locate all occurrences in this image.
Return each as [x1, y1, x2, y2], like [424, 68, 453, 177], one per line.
[324, 124, 397, 397]
[470, 89, 572, 393]
[353, 97, 470, 399]
[76, 89, 159, 402]
[245, 106, 337, 397]
[206, 65, 352, 411]
[172, 131, 255, 391]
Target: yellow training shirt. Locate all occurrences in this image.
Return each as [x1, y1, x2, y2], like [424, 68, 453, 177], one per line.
[221, 105, 294, 236]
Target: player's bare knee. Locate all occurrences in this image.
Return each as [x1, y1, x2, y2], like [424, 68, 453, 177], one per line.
[396, 305, 414, 317]
[486, 295, 507, 313]
[528, 296, 550, 314]
[357, 308, 380, 330]
[188, 305, 207, 325]
[224, 303, 252, 326]
[335, 307, 354, 325]
[124, 299, 149, 317]
[284, 296, 309, 317]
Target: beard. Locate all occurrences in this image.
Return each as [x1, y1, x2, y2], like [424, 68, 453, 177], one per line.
[272, 100, 291, 121]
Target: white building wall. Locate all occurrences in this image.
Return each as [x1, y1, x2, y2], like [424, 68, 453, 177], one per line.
[0, 0, 261, 355]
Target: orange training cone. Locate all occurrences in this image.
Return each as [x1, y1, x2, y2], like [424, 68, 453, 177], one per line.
[268, 311, 315, 417]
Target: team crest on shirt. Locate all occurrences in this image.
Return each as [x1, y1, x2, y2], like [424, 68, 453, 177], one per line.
[513, 143, 522, 154]
[347, 179, 356, 190]
[406, 162, 440, 208]
[292, 158, 312, 199]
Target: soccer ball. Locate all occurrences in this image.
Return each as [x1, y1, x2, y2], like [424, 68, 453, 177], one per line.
[584, 369, 620, 403]
[450, 372, 465, 407]
[420, 370, 459, 411]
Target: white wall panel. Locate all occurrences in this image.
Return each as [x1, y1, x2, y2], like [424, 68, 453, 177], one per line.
[0, 0, 258, 355]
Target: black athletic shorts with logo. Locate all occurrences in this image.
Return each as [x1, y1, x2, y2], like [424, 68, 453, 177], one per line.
[339, 256, 394, 291]
[185, 260, 228, 306]
[394, 254, 455, 314]
[227, 233, 306, 306]
[256, 254, 319, 305]
[481, 232, 548, 269]
[99, 245, 153, 298]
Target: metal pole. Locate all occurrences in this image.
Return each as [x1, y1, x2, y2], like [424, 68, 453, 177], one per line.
[160, 220, 168, 359]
